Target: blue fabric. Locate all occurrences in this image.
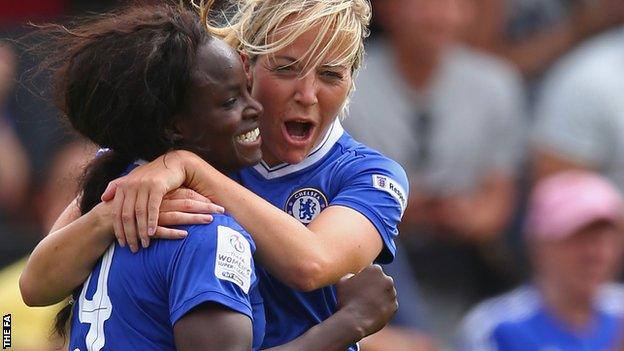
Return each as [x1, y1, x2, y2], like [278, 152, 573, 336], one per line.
[236, 130, 408, 350]
[492, 308, 622, 351]
[68, 215, 263, 351]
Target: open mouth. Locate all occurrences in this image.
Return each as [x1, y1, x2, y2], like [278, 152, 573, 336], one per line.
[284, 121, 314, 142]
[235, 127, 260, 144]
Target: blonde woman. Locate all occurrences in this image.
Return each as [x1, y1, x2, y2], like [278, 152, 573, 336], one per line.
[21, 1, 407, 350]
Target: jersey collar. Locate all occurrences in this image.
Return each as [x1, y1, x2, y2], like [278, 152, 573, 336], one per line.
[252, 119, 345, 180]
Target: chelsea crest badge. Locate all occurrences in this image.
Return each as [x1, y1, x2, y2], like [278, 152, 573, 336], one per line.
[285, 188, 328, 224]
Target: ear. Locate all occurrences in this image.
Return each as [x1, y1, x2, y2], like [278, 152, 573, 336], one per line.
[240, 52, 254, 85]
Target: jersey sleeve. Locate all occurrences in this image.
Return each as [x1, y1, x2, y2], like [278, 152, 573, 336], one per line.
[167, 220, 256, 326]
[330, 155, 409, 263]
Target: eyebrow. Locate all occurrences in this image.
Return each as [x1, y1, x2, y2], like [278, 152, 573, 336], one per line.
[272, 55, 348, 70]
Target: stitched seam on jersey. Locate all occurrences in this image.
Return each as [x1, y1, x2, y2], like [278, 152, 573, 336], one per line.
[171, 289, 253, 321]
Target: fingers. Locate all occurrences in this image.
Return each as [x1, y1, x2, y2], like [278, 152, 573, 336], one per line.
[160, 199, 224, 215]
[111, 189, 127, 249]
[134, 189, 150, 247]
[152, 226, 188, 240]
[164, 188, 210, 202]
[121, 188, 140, 252]
[146, 188, 166, 238]
[158, 212, 214, 226]
[101, 179, 119, 202]
[339, 272, 355, 284]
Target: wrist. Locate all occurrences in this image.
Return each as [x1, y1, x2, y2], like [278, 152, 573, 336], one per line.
[91, 202, 115, 241]
[333, 306, 367, 342]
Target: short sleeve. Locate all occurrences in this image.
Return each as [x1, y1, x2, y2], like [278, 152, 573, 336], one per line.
[330, 156, 409, 263]
[168, 223, 255, 325]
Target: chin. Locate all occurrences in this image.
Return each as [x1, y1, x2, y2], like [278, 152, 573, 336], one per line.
[281, 151, 308, 165]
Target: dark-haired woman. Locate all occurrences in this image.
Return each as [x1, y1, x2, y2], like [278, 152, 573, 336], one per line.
[19, 4, 395, 351]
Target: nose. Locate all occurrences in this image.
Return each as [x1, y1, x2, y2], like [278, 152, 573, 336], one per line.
[244, 96, 263, 120]
[294, 72, 318, 107]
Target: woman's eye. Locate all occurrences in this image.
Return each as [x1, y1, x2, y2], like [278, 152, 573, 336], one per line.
[321, 71, 343, 80]
[274, 65, 294, 73]
[223, 97, 237, 108]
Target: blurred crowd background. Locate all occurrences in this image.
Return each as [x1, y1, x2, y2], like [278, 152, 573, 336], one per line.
[1, 0, 624, 350]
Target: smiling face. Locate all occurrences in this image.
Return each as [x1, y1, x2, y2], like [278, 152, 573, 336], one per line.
[176, 38, 263, 173]
[249, 23, 353, 166]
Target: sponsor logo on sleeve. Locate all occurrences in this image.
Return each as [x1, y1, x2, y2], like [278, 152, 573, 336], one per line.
[285, 188, 328, 225]
[215, 226, 252, 294]
[372, 175, 407, 216]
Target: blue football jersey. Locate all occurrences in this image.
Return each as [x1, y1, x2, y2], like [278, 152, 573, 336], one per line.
[459, 284, 624, 351]
[68, 214, 264, 351]
[235, 120, 409, 350]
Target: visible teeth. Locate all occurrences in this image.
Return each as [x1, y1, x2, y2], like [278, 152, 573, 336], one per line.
[236, 128, 260, 143]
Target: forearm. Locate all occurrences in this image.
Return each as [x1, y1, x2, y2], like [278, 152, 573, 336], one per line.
[183, 153, 375, 290]
[20, 204, 114, 306]
[265, 310, 363, 351]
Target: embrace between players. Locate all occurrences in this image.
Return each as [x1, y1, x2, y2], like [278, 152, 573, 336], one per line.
[20, 1, 409, 350]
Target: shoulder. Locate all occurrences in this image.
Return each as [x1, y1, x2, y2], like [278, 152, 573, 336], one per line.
[173, 214, 255, 253]
[459, 286, 541, 346]
[335, 133, 407, 179]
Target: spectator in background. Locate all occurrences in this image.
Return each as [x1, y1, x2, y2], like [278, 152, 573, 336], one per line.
[347, 0, 526, 340]
[532, 26, 624, 186]
[466, 0, 624, 79]
[0, 41, 32, 267]
[0, 42, 29, 214]
[458, 171, 624, 350]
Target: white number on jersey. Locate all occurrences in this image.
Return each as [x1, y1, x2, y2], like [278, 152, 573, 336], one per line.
[77, 244, 114, 351]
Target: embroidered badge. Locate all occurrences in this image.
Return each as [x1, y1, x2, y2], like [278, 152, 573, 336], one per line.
[285, 188, 328, 224]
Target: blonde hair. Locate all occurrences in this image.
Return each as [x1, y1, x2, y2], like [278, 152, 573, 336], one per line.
[195, 0, 371, 74]
[192, 0, 370, 118]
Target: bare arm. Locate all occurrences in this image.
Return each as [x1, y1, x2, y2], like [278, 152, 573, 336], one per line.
[20, 189, 216, 306]
[174, 303, 252, 351]
[20, 199, 114, 306]
[267, 265, 398, 351]
[103, 151, 386, 291]
[174, 265, 397, 351]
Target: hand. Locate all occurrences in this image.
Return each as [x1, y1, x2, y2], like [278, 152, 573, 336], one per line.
[335, 265, 398, 339]
[101, 152, 224, 252]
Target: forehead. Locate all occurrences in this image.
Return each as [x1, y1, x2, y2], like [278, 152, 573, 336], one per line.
[193, 38, 243, 85]
[265, 16, 355, 69]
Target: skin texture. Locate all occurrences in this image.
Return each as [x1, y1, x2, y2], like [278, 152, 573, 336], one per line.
[174, 304, 253, 351]
[176, 39, 263, 173]
[21, 7, 396, 350]
[249, 21, 352, 166]
[95, 21, 384, 291]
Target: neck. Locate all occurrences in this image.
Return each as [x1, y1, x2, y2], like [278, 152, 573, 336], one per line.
[260, 145, 281, 167]
[536, 278, 595, 331]
[388, 37, 443, 91]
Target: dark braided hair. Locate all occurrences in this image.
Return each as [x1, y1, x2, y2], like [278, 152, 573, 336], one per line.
[39, 3, 212, 338]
